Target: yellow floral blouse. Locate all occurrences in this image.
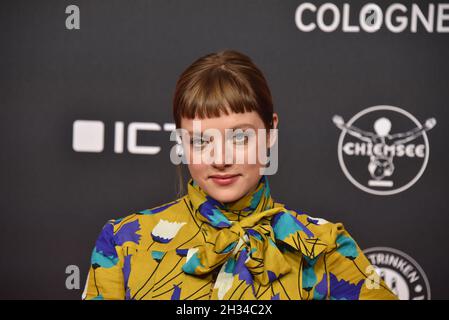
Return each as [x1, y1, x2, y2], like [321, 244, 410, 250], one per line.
[82, 175, 397, 300]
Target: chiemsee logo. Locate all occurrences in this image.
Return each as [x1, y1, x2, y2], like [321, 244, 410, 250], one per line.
[333, 105, 437, 195]
[363, 247, 431, 300]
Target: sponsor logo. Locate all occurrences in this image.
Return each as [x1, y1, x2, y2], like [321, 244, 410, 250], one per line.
[364, 247, 431, 300]
[333, 105, 436, 195]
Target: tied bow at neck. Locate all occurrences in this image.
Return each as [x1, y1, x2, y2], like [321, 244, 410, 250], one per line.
[182, 175, 329, 286]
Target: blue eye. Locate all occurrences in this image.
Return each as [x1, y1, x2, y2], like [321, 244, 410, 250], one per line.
[233, 132, 248, 144]
[190, 136, 208, 148]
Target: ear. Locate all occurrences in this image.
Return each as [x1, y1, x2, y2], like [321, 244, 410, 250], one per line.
[267, 113, 279, 149]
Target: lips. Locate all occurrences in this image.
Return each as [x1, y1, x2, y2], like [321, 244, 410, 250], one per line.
[209, 174, 240, 179]
[209, 174, 241, 186]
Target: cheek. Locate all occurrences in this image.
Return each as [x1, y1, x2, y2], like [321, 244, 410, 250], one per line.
[240, 135, 268, 165]
[242, 164, 263, 182]
[187, 163, 207, 179]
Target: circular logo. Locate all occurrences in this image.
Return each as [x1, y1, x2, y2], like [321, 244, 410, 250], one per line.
[363, 247, 431, 300]
[334, 105, 436, 195]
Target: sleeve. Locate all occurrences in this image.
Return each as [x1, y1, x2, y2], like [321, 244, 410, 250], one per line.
[324, 222, 398, 300]
[82, 220, 125, 300]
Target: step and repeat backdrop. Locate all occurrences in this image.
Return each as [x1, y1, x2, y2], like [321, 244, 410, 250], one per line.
[1, 0, 448, 299]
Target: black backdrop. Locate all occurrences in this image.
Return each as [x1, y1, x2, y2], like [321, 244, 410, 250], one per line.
[1, 0, 448, 299]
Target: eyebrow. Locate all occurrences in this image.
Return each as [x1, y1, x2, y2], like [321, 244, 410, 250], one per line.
[187, 123, 256, 135]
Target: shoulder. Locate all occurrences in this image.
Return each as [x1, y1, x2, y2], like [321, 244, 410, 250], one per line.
[97, 196, 192, 244]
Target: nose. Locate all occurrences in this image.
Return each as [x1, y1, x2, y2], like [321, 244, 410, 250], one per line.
[211, 138, 233, 168]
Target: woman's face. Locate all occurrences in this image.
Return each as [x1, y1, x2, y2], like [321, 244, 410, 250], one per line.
[180, 110, 278, 203]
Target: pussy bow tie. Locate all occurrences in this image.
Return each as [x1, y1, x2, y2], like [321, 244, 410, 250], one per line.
[182, 175, 325, 286]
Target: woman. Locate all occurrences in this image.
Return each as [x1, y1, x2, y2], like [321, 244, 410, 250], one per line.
[82, 50, 397, 300]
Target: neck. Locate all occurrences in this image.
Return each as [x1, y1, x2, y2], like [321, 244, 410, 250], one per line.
[223, 176, 264, 206]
